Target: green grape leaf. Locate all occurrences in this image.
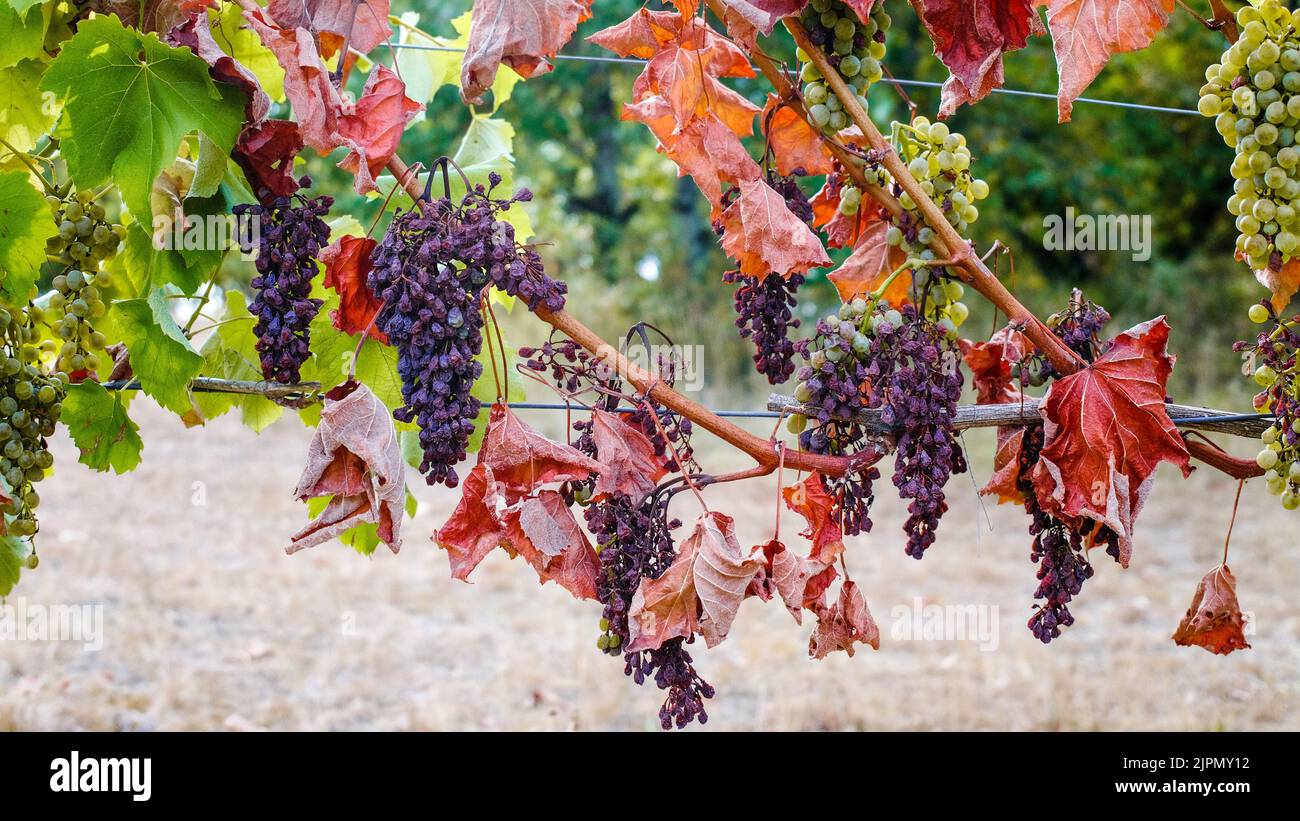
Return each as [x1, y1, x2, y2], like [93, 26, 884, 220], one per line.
[61, 380, 144, 474]
[394, 11, 519, 119]
[0, 2, 46, 70]
[305, 290, 405, 413]
[189, 132, 227, 200]
[0, 59, 56, 157]
[193, 290, 283, 432]
[5, 1, 49, 18]
[209, 2, 285, 102]
[466, 310, 525, 453]
[0, 169, 49, 303]
[121, 222, 209, 297]
[114, 288, 203, 416]
[40, 14, 246, 223]
[0, 533, 29, 597]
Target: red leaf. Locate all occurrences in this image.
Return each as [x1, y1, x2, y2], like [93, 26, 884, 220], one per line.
[336, 64, 424, 194]
[320, 235, 388, 343]
[712, 0, 804, 50]
[232, 120, 305, 205]
[623, 99, 761, 211]
[719, 176, 831, 277]
[959, 324, 1031, 405]
[434, 463, 506, 580]
[1255, 257, 1300, 313]
[627, 511, 764, 651]
[748, 538, 834, 625]
[243, 9, 345, 152]
[827, 218, 912, 307]
[782, 472, 845, 564]
[503, 491, 599, 600]
[267, 0, 393, 58]
[478, 403, 603, 498]
[980, 426, 1027, 505]
[587, 8, 684, 58]
[809, 580, 880, 659]
[1172, 565, 1251, 655]
[289, 381, 405, 555]
[460, 0, 593, 104]
[167, 7, 271, 122]
[1030, 317, 1191, 566]
[761, 94, 834, 177]
[589, 409, 667, 507]
[911, 0, 1036, 118]
[1042, 0, 1174, 122]
[841, 0, 883, 23]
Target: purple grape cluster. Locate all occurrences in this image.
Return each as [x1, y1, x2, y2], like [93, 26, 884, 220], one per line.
[725, 271, 804, 384]
[369, 174, 567, 487]
[586, 493, 714, 729]
[879, 304, 967, 559]
[1016, 426, 1095, 643]
[233, 190, 332, 383]
[1019, 293, 1111, 385]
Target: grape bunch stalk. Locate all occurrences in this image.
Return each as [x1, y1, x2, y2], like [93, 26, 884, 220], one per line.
[796, 0, 890, 136]
[1199, 0, 1300, 273]
[1239, 301, 1300, 508]
[370, 171, 566, 487]
[233, 187, 333, 384]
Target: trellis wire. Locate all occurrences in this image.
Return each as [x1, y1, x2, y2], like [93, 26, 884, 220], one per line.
[384, 41, 1201, 117]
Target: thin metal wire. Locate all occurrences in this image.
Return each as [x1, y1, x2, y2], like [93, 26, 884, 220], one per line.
[385, 41, 1202, 117]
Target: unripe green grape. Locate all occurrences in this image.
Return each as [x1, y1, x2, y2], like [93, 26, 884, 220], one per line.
[1257, 448, 1280, 470]
[833, 18, 855, 40]
[804, 82, 828, 105]
[868, 41, 885, 60]
[809, 103, 831, 127]
[828, 110, 848, 131]
[885, 225, 903, 245]
[839, 55, 861, 77]
[800, 62, 822, 83]
[1255, 364, 1278, 386]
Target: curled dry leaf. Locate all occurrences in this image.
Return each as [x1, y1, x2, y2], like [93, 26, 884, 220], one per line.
[827, 218, 911, 307]
[1254, 257, 1300, 313]
[627, 511, 764, 652]
[959, 324, 1032, 405]
[761, 93, 834, 178]
[910, 0, 1036, 118]
[289, 381, 405, 555]
[747, 539, 834, 626]
[782, 472, 845, 564]
[1031, 317, 1190, 566]
[1172, 565, 1251, 656]
[719, 176, 832, 278]
[478, 403, 602, 499]
[589, 409, 667, 508]
[980, 426, 1028, 506]
[336, 64, 424, 194]
[714, 1, 806, 51]
[809, 580, 880, 659]
[460, 0, 593, 104]
[503, 491, 600, 600]
[320, 235, 388, 342]
[232, 119, 305, 205]
[266, 0, 393, 58]
[167, 7, 271, 122]
[433, 463, 505, 580]
[243, 8, 344, 153]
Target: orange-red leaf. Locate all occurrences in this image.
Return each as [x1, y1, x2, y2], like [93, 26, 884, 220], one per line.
[1255, 257, 1300, 313]
[587, 8, 685, 58]
[748, 538, 834, 625]
[809, 580, 880, 659]
[1042, 0, 1174, 122]
[460, 0, 593, 103]
[320, 235, 387, 343]
[911, 0, 1036, 118]
[478, 403, 603, 498]
[433, 463, 505, 580]
[589, 409, 667, 507]
[623, 99, 761, 211]
[761, 94, 834, 177]
[336, 64, 423, 194]
[719, 176, 831, 277]
[980, 426, 1028, 506]
[1030, 317, 1191, 566]
[503, 490, 599, 600]
[1172, 565, 1251, 656]
[267, 0, 393, 58]
[289, 381, 405, 555]
[959, 325, 1031, 405]
[827, 218, 911, 306]
[782, 472, 844, 564]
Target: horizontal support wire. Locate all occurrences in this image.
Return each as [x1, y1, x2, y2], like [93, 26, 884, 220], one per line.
[94, 379, 1271, 437]
[383, 41, 1201, 116]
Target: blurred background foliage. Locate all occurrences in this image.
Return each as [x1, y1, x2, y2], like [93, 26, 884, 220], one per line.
[309, 0, 1255, 406]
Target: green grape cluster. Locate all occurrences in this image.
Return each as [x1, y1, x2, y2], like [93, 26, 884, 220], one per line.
[1199, 1, 1300, 274]
[1245, 308, 1300, 508]
[44, 188, 125, 268]
[882, 116, 989, 333]
[796, 0, 890, 136]
[45, 268, 110, 378]
[0, 307, 64, 538]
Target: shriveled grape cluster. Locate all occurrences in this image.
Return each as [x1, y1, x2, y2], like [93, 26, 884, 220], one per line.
[0, 306, 63, 542]
[371, 174, 565, 487]
[233, 190, 332, 384]
[796, 0, 889, 136]
[1239, 301, 1300, 508]
[1200, 0, 1300, 271]
[1015, 294, 1112, 387]
[44, 188, 124, 268]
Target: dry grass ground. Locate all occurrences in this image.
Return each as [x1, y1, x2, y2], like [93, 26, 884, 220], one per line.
[0, 400, 1296, 731]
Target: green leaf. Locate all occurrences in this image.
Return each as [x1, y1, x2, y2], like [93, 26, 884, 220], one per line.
[210, 2, 284, 102]
[61, 380, 144, 474]
[0, 2, 46, 70]
[113, 288, 203, 415]
[305, 290, 405, 413]
[0, 533, 28, 597]
[120, 221, 209, 296]
[189, 132, 226, 200]
[40, 14, 246, 222]
[194, 290, 283, 432]
[0, 169, 48, 303]
[0, 59, 56, 157]
[394, 12, 518, 116]
[5, 1, 49, 18]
